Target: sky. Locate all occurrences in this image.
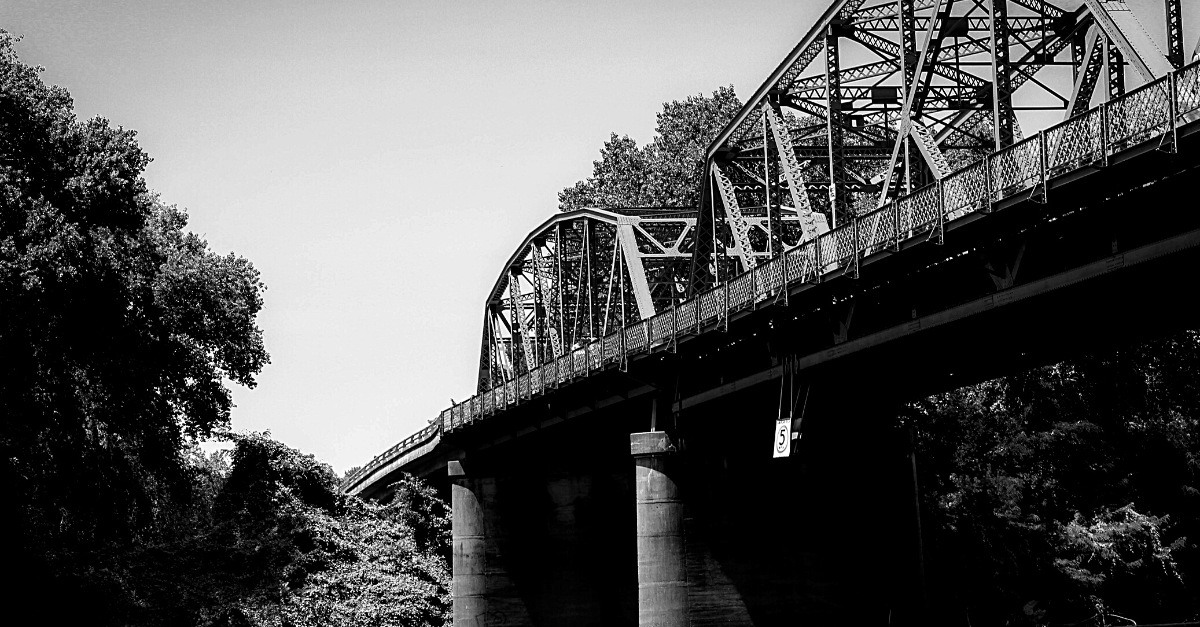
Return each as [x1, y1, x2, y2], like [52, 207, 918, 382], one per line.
[3, 0, 1193, 472]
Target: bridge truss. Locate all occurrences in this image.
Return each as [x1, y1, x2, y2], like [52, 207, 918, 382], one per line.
[345, 0, 1198, 495]
[689, 0, 1189, 294]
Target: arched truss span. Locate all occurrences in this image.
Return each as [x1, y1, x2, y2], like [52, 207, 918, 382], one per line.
[689, 0, 1183, 294]
[477, 207, 695, 391]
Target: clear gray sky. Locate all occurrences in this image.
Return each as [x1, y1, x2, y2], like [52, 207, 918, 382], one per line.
[4, 0, 1191, 472]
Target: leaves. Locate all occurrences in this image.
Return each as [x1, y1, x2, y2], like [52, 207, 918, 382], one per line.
[558, 86, 741, 211]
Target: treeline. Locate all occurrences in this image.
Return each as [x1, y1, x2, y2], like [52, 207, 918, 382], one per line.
[1, 31, 449, 625]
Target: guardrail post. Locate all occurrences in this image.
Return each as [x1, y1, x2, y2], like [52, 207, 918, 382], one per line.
[1100, 101, 1111, 165]
[1033, 131, 1048, 204]
[1163, 70, 1179, 153]
[847, 216, 860, 279]
[931, 180, 945, 245]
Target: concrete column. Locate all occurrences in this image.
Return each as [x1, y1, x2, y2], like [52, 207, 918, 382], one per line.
[449, 461, 486, 627]
[631, 431, 688, 626]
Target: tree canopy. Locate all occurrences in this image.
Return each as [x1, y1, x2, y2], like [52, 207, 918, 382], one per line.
[558, 86, 741, 211]
[2, 27, 268, 567]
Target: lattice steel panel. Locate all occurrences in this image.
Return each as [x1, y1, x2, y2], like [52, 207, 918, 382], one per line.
[943, 161, 988, 219]
[470, 396, 480, 421]
[572, 348, 587, 377]
[786, 241, 817, 283]
[699, 290, 721, 325]
[650, 312, 673, 344]
[829, 224, 856, 268]
[860, 205, 894, 256]
[819, 231, 840, 273]
[530, 369, 542, 396]
[1045, 108, 1104, 177]
[677, 299, 697, 332]
[910, 184, 941, 234]
[604, 332, 622, 364]
[728, 273, 753, 311]
[557, 354, 571, 383]
[989, 135, 1043, 202]
[1107, 77, 1172, 153]
[452, 403, 465, 429]
[518, 375, 530, 399]
[482, 389, 494, 415]
[757, 258, 783, 298]
[625, 321, 649, 353]
[588, 341, 603, 370]
[1178, 62, 1200, 121]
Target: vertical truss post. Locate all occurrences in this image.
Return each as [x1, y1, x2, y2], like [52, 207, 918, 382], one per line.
[825, 20, 850, 224]
[991, 0, 1016, 149]
[763, 100, 782, 256]
[898, 0, 919, 197]
[1165, 0, 1184, 69]
[1106, 38, 1126, 99]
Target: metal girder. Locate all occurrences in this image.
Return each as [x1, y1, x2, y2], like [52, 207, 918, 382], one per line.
[1081, 0, 1173, 81]
[712, 162, 757, 272]
[825, 21, 849, 222]
[1067, 26, 1105, 118]
[991, 0, 1016, 149]
[764, 103, 830, 239]
[910, 120, 951, 180]
[1105, 35, 1126, 99]
[876, 0, 947, 207]
[616, 220, 656, 320]
[1165, 0, 1184, 69]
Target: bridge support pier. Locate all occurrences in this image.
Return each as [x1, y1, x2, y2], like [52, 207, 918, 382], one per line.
[631, 431, 688, 626]
[449, 460, 487, 627]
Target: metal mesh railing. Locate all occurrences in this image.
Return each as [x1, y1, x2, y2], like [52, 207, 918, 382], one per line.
[910, 183, 942, 235]
[757, 258, 784, 297]
[347, 62, 1200, 494]
[588, 341, 603, 370]
[650, 311, 674, 344]
[1045, 107, 1104, 178]
[1107, 77, 1172, 153]
[1178, 62, 1200, 122]
[603, 332, 622, 364]
[943, 160, 988, 219]
[787, 240, 817, 283]
[860, 204, 894, 256]
[728, 273, 753, 311]
[572, 347, 587, 377]
[989, 134, 1042, 202]
[677, 299, 697, 331]
[625, 321, 648, 353]
[698, 289, 721, 326]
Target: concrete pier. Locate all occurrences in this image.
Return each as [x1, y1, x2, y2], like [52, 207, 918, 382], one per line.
[631, 431, 687, 627]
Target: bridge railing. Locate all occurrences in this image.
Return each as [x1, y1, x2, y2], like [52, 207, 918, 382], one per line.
[343, 60, 1200, 494]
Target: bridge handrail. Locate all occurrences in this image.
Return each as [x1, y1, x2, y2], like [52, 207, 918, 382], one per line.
[342, 60, 1200, 494]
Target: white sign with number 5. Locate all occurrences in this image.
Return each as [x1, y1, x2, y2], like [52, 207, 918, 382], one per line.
[772, 418, 791, 458]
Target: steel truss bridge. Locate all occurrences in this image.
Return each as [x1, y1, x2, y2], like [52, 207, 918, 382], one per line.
[346, 0, 1199, 497]
[345, 1, 1200, 623]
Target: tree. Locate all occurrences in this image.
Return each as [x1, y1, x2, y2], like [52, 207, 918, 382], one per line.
[558, 86, 741, 211]
[909, 332, 1200, 625]
[0, 29, 268, 612]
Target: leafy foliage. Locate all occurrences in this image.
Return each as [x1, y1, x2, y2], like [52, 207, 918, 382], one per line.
[558, 86, 741, 211]
[911, 331, 1200, 625]
[1, 33, 449, 626]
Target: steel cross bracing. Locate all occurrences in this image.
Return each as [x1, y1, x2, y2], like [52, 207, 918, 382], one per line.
[688, 0, 1184, 296]
[344, 0, 1200, 495]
